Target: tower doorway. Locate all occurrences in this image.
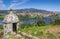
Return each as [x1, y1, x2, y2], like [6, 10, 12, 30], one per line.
[12, 23, 17, 33]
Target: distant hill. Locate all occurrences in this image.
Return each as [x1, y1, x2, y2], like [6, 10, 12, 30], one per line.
[0, 10, 8, 14]
[14, 8, 54, 13]
[0, 8, 55, 14]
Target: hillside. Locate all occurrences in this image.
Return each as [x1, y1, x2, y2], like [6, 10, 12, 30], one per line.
[0, 8, 54, 14]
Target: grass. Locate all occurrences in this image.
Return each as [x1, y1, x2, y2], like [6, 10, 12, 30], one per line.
[0, 15, 4, 20]
[46, 32, 57, 39]
[19, 25, 59, 33]
[0, 25, 60, 39]
[57, 32, 60, 34]
[18, 25, 60, 39]
[0, 25, 3, 33]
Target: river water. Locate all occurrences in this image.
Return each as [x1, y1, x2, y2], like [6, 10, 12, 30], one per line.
[0, 17, 55, 25]
[0, 20, 3, 25]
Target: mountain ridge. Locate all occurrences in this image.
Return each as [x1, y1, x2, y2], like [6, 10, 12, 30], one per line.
[0, 8, 57, 14]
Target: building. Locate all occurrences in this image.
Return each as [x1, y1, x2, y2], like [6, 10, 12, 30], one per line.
[3, 8, 19, 39]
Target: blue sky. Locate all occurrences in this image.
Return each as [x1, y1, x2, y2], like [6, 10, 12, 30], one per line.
[0, 0, 60, 12]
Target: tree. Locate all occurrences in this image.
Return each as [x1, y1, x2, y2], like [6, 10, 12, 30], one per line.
[37, 20, 46, 26]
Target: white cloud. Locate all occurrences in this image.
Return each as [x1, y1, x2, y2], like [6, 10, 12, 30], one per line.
[0, 0, 29, 10]
[9, 0, 29, 9]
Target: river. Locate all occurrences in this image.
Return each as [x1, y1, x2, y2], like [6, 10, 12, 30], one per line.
[0, 17, 55, 25]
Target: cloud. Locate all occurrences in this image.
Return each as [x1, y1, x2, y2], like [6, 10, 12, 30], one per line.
[0, 0, 6, 10]
[0, 0, 29, 10]
[9, 0, 29, 9]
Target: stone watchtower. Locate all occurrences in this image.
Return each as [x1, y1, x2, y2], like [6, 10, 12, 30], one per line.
[3, 8, 19, 38]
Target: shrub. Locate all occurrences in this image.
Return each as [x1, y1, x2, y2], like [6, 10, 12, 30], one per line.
[20, 23, 37, 29]
[32, 31, 43, 36]
[0, 25, 3, 29]
[50, 19, 60, 25]
[37, 20, 46, 26]
[37, 31, 43, 36]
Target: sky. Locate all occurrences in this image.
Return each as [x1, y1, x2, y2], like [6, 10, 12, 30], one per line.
[0, 0, 60, 12]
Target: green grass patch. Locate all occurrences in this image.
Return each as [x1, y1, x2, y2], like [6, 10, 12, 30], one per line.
[18, 25, 60, 37]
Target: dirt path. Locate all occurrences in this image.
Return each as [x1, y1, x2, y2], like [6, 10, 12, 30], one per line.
[47, 27, 60, 33]
[44, 26, 60, 39]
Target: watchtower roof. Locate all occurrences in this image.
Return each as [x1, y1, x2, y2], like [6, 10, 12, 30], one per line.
[3, 9, 19, 23]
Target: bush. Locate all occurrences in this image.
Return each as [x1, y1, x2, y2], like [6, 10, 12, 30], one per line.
[37, 20, 46, 26]
[20, 23, 37, 29]
[0, 25, 3, 29]
[50, 19, 60, 25]
[37, 31, 43, 36]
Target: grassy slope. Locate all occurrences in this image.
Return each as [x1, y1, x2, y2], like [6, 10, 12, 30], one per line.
[0, 25, 60, 39]
[19, 25, 60, 39]
[0, 25, 3, 33]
